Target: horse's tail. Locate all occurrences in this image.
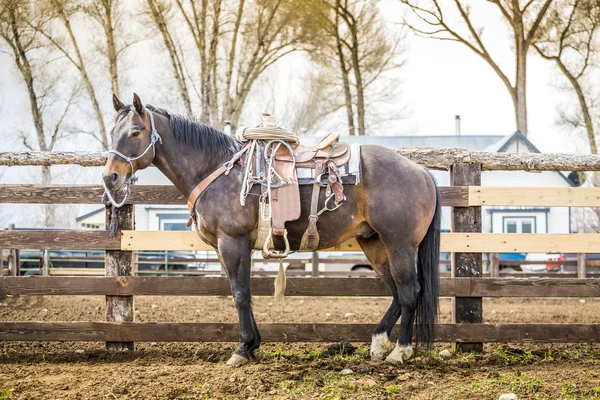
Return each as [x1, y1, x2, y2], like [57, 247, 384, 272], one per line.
[415, 177, 441, 349]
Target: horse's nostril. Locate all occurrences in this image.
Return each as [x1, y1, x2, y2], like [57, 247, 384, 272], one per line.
[103, 172, 120, 188]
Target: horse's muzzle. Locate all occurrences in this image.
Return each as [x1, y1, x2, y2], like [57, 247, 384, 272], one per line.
[102, 172, 124, 192]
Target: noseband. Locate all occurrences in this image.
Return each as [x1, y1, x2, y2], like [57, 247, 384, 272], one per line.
[102, 108, 162, 208]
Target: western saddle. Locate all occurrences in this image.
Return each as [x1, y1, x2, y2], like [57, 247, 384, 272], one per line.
[187, 114, 351, 258]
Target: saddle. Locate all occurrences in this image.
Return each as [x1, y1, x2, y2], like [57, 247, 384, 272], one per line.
[185, 114, 353, 258]
[238, 116, 351, 257]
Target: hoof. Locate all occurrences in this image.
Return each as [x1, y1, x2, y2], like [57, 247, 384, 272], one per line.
[370, 332, 395, 360]
[226, 353, 249, 367]
[385, 345, 413, 364]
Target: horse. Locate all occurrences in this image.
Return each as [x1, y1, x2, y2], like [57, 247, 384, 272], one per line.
[102, 93, 441, 367]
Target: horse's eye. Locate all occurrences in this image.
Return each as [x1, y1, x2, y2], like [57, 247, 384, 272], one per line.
[131, 131, 141, 137]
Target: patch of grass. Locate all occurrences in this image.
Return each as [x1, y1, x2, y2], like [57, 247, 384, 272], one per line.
[307, 348, 323, 361]
[385, 384, 402, 395]
[279, 379, 303, 398]
[260, 347, 294, 361]
[470, 375, 544, 395]
[509, 378, 543, 395]
[560, 383, 600, 400]
[498, 347, 535, 365]
[0, 389, 11, 400]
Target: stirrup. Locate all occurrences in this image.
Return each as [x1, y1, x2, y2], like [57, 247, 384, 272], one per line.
[262, 228, 290, 259]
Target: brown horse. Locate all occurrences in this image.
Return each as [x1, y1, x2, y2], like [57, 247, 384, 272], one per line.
[102, 93, 440, 367]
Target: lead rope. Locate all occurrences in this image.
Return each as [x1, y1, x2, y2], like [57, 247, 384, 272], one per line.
[103, 108, 162, 237]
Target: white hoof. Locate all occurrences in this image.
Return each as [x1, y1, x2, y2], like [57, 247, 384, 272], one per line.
[226, 353, 249, 367]
[385, 345, 413, 364]
[370, 332, 395, 360]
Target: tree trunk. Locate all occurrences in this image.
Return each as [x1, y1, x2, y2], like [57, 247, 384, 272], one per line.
[104, 1, 120, 97]
[349, 28, 365, 135]
[555, 59, 597, 154]
[41, 166, 55, 227]
[59, 9, 109, 149]
[514, 47, 528, 136]
[334, 13, 355, 135]
[147, 0, 193, 117]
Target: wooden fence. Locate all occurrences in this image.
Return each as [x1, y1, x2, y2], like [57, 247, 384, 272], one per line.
[2, 149, 600, 351]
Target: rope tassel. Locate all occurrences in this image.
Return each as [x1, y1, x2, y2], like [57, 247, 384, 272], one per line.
[274, 259, 286, 303]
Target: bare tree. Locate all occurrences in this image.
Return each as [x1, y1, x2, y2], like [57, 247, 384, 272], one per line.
[535, 0, 600, 154]
[83, 0, 133, 98]
[144, 0, 314, 128]
[33, 0, 109, 149]
[401, 0, 554, 136]
[307, 0, 405, 135]
[0, 0, 76, 226]
[143, 0, 194, 117]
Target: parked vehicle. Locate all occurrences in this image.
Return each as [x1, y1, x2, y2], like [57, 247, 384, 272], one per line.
[11, 250, 201, 275]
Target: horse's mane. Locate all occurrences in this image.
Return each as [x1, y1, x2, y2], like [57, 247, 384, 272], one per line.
[144, 105, 239, 158]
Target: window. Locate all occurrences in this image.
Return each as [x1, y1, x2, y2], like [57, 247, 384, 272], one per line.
[503, 217, 535, 233]
[157, 213, 192, 231]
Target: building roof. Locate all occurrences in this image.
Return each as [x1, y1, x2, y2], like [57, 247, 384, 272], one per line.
[76, 207, 104, 222]
[297, 134, 504, 151]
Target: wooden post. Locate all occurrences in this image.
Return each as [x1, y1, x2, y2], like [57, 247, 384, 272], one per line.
[451, 163, 483, 353]
[490, 253, 500, 278]
[1, 248, 4, 276]
[105, 205, 135, 351]
[7, 224, 20, 277]
[577, 253, 586, 279]
[312, 252, 319, 277]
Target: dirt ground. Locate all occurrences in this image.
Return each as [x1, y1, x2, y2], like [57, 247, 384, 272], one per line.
[1, 296, 600, 399]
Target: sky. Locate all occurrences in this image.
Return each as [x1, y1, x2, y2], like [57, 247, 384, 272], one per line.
[0, 1, 591, 156]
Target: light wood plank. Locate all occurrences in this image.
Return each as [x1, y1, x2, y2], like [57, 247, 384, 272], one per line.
[468, 186, 600, 207]
[121, 231, 600, 253]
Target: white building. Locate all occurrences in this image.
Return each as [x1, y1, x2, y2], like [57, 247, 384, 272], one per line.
[77, 131, 576, 235]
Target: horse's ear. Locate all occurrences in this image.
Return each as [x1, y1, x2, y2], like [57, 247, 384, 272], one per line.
[113, 94, 124, 112]
[133, 92, 144, 115]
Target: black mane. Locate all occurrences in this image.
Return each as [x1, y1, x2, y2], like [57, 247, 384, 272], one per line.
[145, 105, 239, 157]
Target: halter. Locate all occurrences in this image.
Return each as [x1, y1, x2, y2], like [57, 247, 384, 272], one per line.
[102, 107, 162, 208]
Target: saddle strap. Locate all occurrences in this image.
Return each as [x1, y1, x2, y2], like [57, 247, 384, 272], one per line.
[299, 160, 325, 251]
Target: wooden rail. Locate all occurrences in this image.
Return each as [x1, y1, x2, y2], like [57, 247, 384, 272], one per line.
[5, 184, 600, 207]
[2, 277, 600, 297]
[1, 322, 599, 343]
[3, 149, 600, 171]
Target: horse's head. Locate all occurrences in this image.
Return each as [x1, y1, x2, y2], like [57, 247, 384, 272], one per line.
[102, 93, 161, 194]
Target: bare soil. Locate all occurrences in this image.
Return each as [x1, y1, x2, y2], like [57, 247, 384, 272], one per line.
[1, 296, 600, 399]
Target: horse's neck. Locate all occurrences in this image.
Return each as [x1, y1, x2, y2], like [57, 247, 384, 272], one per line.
[153, 139, 227, 199]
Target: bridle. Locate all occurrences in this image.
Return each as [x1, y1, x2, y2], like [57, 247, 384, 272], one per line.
[102, 108, 162, 208]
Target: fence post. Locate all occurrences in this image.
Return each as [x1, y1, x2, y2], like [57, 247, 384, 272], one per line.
[451, 162, 483, 353]
[490, 253, 500, 278]
[7, 224, 20, 277]
[577, 253, 586, 279]
[105, 205, 135, 351]
[1, 248, 4, 276]
[312, 252, 319, 277]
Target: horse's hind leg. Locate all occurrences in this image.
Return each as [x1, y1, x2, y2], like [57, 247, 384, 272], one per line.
[384, 245, 419, 364]
[357, 235, 401, 360]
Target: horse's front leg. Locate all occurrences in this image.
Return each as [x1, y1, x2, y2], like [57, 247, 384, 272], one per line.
[218, 234, 260, 367]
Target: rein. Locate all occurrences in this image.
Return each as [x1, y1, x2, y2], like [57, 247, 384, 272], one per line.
[102, 108, 162, 208]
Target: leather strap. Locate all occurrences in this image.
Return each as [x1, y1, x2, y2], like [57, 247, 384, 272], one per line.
[300, 160, 325, 251]
[186, 146, 250, 213]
